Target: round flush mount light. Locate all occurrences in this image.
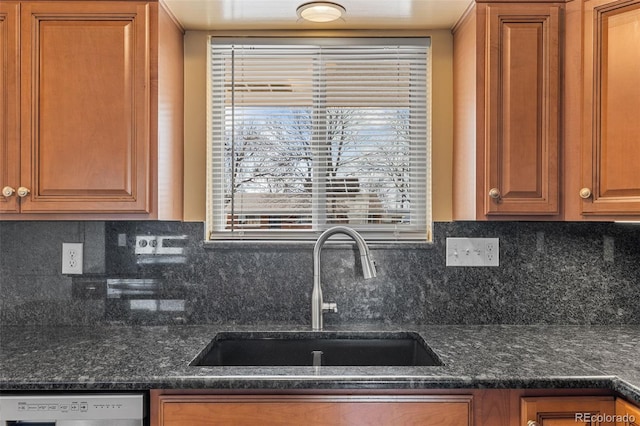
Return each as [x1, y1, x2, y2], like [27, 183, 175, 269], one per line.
[297, 2, 346, 23]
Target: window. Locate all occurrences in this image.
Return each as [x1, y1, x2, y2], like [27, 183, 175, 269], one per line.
[207, 37, 431, 241]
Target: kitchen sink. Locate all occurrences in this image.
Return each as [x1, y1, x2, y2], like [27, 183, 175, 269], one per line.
[190, 331, 443, 367]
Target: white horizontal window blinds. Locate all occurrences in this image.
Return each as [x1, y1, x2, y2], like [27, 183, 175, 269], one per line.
[208, 38, 431, 240]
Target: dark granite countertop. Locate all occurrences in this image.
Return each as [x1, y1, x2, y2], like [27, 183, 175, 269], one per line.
[0, 324, 638, 405]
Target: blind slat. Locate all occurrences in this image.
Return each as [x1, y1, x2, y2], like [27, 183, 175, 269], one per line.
[207, 38, 431, 240]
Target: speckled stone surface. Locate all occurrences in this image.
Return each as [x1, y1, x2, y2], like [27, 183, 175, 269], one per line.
[0, 325, 638, 405]
[3, 221, 639, 326]
[1, 222, 639, 402]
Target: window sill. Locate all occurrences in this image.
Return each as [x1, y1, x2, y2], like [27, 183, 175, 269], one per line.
[203, 239, 434, 251]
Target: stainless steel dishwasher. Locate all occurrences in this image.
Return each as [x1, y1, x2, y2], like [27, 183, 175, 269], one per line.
[0, 393, 144, 425]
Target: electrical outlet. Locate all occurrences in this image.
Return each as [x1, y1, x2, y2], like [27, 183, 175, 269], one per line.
[62, 243, 84, 274]
[135, 235, 187, 255]
[485, 240, 497, 264]
[135, 236, 158, 254]
[446, 238, 499, 267]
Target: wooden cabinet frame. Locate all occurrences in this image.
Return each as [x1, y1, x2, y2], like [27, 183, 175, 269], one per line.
[151, 395, 472, 426]
[616, 398, 640, 426]
[19, 2, 151, 214]
[455, 0, 640, 221]
[581, 0, 640, 216]
[0, 2, 20, 214]
[0, 0, 183, 220]
[484, 4, 561, 216]
[151, 388, 630, 426]
[522, 396, 616, 425]
[453, 1, 563, 220]
[152, 393, 473, 426]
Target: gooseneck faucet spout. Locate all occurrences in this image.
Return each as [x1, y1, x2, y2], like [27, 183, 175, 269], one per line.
[312, 226, 377, 330]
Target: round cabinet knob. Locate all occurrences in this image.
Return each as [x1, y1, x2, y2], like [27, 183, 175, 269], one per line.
[2, 186, 16, 197]
[17, 187, 30, 198]
[579, 187, 592, 199]
[488, 188, 501, 199]
[527, 421, 540, 426]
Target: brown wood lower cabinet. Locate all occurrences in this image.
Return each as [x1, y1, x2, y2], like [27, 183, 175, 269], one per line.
[151, 391, 640, 426]
[616, 399, 640, 426]
[522, 396, 616, 425]
[153, 394, 472, 426]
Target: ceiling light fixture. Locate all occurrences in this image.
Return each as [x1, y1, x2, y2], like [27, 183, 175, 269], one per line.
[296, 2, 346, 23]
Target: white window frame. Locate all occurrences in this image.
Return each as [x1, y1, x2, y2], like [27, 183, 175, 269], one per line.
[206, 37, 432, 242]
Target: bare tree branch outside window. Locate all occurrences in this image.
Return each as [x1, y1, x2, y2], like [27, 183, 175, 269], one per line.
[208, 39, 430, 238]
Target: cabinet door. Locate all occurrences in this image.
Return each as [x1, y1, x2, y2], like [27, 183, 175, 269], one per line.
[0, 2, 19, 213]
[19, 2, 150, 213]
[582, 0, 640, 215]
[155, 395, 472, 426]
[522, 396, 616, 425]
[484, 4, 560, 216]
[616, 398, 640, 426]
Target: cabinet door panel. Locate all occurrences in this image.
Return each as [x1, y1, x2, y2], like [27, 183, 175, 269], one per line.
[157, 396, 472, 426]
[583, 0, 640, 215]
[0, 2, 19, 213]
[616, 398, 640, 426]
[485, 5, 560, 215]
[522, 396, 616, 426]
[20, 2, 150, 213]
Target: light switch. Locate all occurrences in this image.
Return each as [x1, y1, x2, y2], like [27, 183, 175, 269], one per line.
[446, 237, 499, 267]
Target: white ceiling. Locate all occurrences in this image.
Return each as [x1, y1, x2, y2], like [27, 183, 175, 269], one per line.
[164, 0, 472, 31]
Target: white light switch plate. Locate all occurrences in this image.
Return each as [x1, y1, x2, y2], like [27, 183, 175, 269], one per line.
[446, 237, 499, 267]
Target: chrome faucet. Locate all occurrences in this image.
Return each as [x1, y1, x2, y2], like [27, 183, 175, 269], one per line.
[312, 226, 377, 330]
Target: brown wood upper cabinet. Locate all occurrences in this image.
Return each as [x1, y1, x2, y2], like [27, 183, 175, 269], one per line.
[0, 2, 20, 214]
[453, 2, 562, 220]
[456, 0, 640, 221]
[0, 1, 183, 220]
[580, 0, 640, 217]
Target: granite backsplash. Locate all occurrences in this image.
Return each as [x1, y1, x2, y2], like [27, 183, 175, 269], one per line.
[0, 221, 638, 326]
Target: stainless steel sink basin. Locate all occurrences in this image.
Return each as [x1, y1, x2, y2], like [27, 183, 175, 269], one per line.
[190, 332, 443, 367]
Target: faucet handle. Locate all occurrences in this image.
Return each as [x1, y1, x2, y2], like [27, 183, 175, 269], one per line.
[322, 302, 338, 313]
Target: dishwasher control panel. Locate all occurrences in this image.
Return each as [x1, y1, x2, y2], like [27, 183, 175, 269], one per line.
[0, 394, 143, 421]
